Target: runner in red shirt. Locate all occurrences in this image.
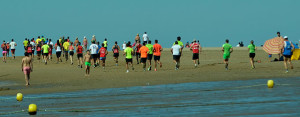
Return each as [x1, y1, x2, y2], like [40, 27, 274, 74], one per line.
[153, 40, 163, 71]
[134, 40, 142, 64]
[190, 39, 202, 67]
[99, 43, 108, 69]
[112, 41, 120, 66]
[76, 42, 84, 68]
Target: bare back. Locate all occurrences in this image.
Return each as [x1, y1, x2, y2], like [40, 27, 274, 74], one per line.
[84, 54, 91, 62]
[22, 57, 32, 67]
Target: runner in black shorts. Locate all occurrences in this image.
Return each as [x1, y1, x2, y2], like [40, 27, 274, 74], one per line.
[249, 53, 255, 58]
[154, 55, 160, 61]
[192, 53, 199, 60]
[141, 58, 147, 63]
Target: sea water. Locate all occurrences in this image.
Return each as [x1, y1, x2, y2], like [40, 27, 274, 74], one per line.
[0, 78, 300, 116]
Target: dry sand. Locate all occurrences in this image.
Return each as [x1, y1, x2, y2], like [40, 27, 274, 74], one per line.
[0, 47, 299, 96]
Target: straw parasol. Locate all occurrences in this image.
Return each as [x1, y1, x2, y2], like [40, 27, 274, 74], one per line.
[263, 37, 284, 54]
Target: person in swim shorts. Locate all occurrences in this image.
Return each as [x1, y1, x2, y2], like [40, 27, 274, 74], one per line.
[22, 53, 33, 86]
[84, 50, 92, 76]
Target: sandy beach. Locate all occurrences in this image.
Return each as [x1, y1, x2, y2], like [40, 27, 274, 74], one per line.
[0, 47, 299, 96]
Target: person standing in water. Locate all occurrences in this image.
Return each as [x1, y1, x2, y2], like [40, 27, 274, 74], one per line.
[76, 42, 84, 68]
[124, 43, 134, 73]
[84, 50, 92, 76]
[112, 41, 120, 66]
[222, 39, 233, 70]
[22, 53, 33, 86]
[146, 40, 154, 71]
[248, 40, 257, 69]
[153, 40, 163, 71]
[9, 39, 17, 59]
[281, 36, 294, 73]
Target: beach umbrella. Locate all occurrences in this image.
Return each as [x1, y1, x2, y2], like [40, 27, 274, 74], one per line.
[263, 37, 284, 54]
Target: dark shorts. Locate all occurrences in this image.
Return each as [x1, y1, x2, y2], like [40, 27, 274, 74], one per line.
[143, 41, 147, 44]
[136, 52, 140, 57]
[192, 53, 199, 60]
[77, 53, 83, 58]
[11, 49, 15, 53]
[113, 53, 119, 57]
[43, 53, 49, 56]
[141, 58, 147, 63]
[126, 58, 132, 63]
[91, 54, 98, 59]
[249, 53, 255, 58]
[147, 54, 153, 60]
[27, 52, 32, 56]
[64, 51, 68, 55]
[56, 52, 62, 58]
[100, 57, 106, 61]
[154, 55, 160, 61]
[70, 51, 74, 56]
[283, 55, 291, 58]
[37, 51, 41, 55]
[97, 53, 100, 59]
[173, 55, 180, 60]
[32, 50, 35, 54]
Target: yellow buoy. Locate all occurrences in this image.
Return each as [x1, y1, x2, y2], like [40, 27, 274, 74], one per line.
[28, 104, 37, 115]
[267, 80, 274, 88]
[16, 93, 23, 101]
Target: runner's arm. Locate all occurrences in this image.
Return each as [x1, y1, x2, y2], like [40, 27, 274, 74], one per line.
[30, 59, 33, 71]
[21, 59, 24, 71]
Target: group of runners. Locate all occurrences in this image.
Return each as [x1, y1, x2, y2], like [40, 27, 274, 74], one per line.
[16, 32, 297, 85]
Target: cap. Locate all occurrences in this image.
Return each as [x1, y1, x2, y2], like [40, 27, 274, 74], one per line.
[284, 36, 288, 39]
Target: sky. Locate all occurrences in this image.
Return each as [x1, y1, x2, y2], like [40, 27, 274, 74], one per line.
[1, 0, 300, 56]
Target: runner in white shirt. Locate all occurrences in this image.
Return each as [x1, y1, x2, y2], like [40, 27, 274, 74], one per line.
[171, 41, 182, 70]
[89, 41, 98, 67]
[30, 38, 35, 58]
[143, 32, 148, 44]
[9, 39, 17, 59]
[122, 41, 126, 50]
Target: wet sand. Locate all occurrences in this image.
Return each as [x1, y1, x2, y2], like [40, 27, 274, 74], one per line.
[0, 47, 299, 96]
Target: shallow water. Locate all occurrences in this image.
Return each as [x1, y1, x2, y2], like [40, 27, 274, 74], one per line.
[0, 78, 300, 116]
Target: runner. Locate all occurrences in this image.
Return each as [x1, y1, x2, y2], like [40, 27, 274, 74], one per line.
[6, 42, 10, 57]
[36, 36, 42, 44]
[47, 39, 53, 60]
[123, 43, 134, 73]
[134, 40, 142, 64]
[139, 42, 149, 71]
[171, 41, 182, 70]
[122, 41, 126, 50]
[91, 35, 96, 44]
[76, 42, 84, 68]
[36, 42, 42, 61]
[1, 41, 7, 63]
[89, 41, 98, 68]
[9, 39, 17, 59]
[21, 52, 33, 86]
[26, 43, 33, 57]
[190, 39, 202, 67]
[248, 40, 257, 69]
[84, 50, 92, 76]
[96, 41, 101, 66]
[63, 39, 70, 61]
[103, 38, 108, 50]
[135, 34, 140, 43]
[30, 38, 35, 58]
[143, 32, 149, 44]
[69, 42, 75, 65]
[23, 38, 29, 49]
[83, 36, 88, 51]
[112, 41, 120, 66]
[42, 42, 50, 65]
[153, 40, 163, 71]
[74, 37, 79, 47]
[55, 40, 62, 63]
[41, 36, 46, 43]
[281, 36, 294, 73]
[173, 36, 184, 56]
[99, 43, 108, 69]
[146, 40, 154, 71]
[222, 39, 233, 70]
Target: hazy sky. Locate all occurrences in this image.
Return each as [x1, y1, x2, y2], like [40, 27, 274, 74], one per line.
[1, 0, 300, 55]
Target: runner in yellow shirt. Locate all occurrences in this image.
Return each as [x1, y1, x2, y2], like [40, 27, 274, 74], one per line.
[63, 40, 70, 61]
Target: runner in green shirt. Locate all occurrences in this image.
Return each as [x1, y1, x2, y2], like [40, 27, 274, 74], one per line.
[42, 43, 50, 64]
[146, 40, 154, 71]
[222, 39, 233, 70]
[248, 40, 257, 69]
[123, 43, 134, 73]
